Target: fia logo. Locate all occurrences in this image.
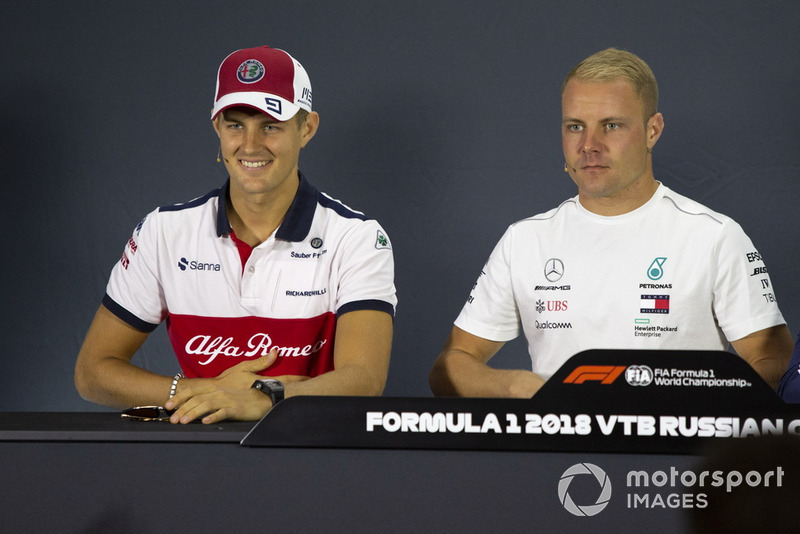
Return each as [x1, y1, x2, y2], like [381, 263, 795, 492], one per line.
[624, 365, 654, 386]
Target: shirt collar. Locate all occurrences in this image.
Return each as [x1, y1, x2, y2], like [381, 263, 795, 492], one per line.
[215, 172, 319, 242]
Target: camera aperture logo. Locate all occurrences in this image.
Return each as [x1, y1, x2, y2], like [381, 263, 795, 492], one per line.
[558, 463, 612, 516]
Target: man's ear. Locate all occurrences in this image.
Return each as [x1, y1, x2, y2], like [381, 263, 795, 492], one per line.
[211, 112, 221, 138]
[300, 111, 320, 148]
[646, 112, 664, 151]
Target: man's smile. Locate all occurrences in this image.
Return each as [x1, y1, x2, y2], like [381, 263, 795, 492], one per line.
[240, 160, 271, 168]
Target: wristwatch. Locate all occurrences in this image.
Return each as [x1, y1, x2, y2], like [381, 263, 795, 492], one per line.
[251, 378, 285, 406]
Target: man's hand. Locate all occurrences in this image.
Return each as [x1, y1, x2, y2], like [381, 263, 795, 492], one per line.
[166, 383, 272, 425]
[164, 351, 309, 424]
[210, 351, 279, 388]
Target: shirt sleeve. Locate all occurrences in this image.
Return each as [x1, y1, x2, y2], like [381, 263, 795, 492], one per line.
[104, 209, 167, 332]
[333, 220, 397, 317]
[454, 225, 521, 342]
[713, 219, 786, 341]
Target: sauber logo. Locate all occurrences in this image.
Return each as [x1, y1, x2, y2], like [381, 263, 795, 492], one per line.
[563, 365, 627, 384]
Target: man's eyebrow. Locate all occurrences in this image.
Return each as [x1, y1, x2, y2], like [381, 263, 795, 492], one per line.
[561, 116, 629, 124]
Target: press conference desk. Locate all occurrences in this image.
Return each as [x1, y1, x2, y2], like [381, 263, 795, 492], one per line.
[0, 411, 699, 534]
[2, 350, 796, 533]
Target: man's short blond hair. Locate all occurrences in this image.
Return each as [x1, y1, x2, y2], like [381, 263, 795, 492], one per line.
[562, 48, 659, 119]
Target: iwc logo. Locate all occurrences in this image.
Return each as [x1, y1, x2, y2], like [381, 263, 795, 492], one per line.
[544, 258, 564, 282]
[558, 463, 612, 516]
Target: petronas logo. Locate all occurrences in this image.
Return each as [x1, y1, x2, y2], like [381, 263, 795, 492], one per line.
[647, 257, 667, 280]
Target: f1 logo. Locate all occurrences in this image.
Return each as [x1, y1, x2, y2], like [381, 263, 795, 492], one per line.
[563, 365, 627, 384]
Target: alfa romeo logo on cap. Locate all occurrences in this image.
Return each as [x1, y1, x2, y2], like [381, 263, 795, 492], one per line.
[237, 59, 265, 83]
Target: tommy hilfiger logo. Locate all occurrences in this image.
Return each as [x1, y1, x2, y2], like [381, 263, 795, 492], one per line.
[640, 294, 669, 314]
[178, 257, 221, 272]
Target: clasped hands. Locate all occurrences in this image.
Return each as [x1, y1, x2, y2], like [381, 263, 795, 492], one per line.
[164, 349, 308, 425]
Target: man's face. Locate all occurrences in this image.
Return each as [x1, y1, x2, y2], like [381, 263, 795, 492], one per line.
[561, 79, 663, 213]
[213, 107, 317, 200]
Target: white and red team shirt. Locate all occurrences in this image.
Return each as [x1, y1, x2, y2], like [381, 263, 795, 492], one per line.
[455, 183, 786, 379]
[104, 174, 396, 379]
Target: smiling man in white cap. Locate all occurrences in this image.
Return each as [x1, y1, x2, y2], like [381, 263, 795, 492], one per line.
[75, 46, 396, 424]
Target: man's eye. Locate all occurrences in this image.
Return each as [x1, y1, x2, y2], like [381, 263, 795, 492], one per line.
[567, 124, 582, 132]
[606, 123, 620, 131]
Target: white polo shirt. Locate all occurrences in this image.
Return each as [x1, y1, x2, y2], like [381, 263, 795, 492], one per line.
[104, 174, 396, 378]
[455, 183, 785, 379]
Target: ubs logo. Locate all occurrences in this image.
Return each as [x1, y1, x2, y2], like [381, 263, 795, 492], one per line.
[544, 258, 565, 282]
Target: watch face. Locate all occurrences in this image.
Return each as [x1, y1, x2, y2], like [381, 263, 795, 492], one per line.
[252, 379, 284, 403]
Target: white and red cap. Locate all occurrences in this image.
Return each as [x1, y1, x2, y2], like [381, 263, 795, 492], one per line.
[211, 46, 312, 122]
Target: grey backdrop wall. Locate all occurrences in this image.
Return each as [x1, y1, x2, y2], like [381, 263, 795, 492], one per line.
[2, 1, 798, 410]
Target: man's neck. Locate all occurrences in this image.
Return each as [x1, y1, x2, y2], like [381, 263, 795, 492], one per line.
[226, 178, 300, 247]
[579, 177, 659, 217]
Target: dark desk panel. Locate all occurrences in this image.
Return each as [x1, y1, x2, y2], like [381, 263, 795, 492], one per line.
[0, 431, 696, 533]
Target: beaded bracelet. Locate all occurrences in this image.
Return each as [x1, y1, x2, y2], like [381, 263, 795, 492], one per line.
[169, 373, 185, 399]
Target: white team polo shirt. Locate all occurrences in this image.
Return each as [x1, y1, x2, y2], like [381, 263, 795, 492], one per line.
[455, 183, 785, 379]
[104, 174, 396, 378]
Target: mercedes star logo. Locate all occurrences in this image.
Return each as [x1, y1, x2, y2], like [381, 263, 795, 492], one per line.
[544, 258, 564, 282]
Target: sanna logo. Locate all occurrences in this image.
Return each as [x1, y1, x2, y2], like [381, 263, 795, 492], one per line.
[178, 257, 222, 272]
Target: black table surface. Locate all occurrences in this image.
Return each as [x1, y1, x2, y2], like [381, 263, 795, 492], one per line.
[0, 411, 254, 442]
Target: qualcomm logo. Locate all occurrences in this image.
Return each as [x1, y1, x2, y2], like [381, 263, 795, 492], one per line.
[558, 463, 612, 516]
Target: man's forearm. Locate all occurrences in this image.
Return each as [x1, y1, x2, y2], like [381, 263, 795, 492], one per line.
[430, 350, 545, 398]
[75, 356, 173, 409]
[284, 364, 386, 398]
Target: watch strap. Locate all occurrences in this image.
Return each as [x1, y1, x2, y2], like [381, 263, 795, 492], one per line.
[251, 379, 285, 405]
